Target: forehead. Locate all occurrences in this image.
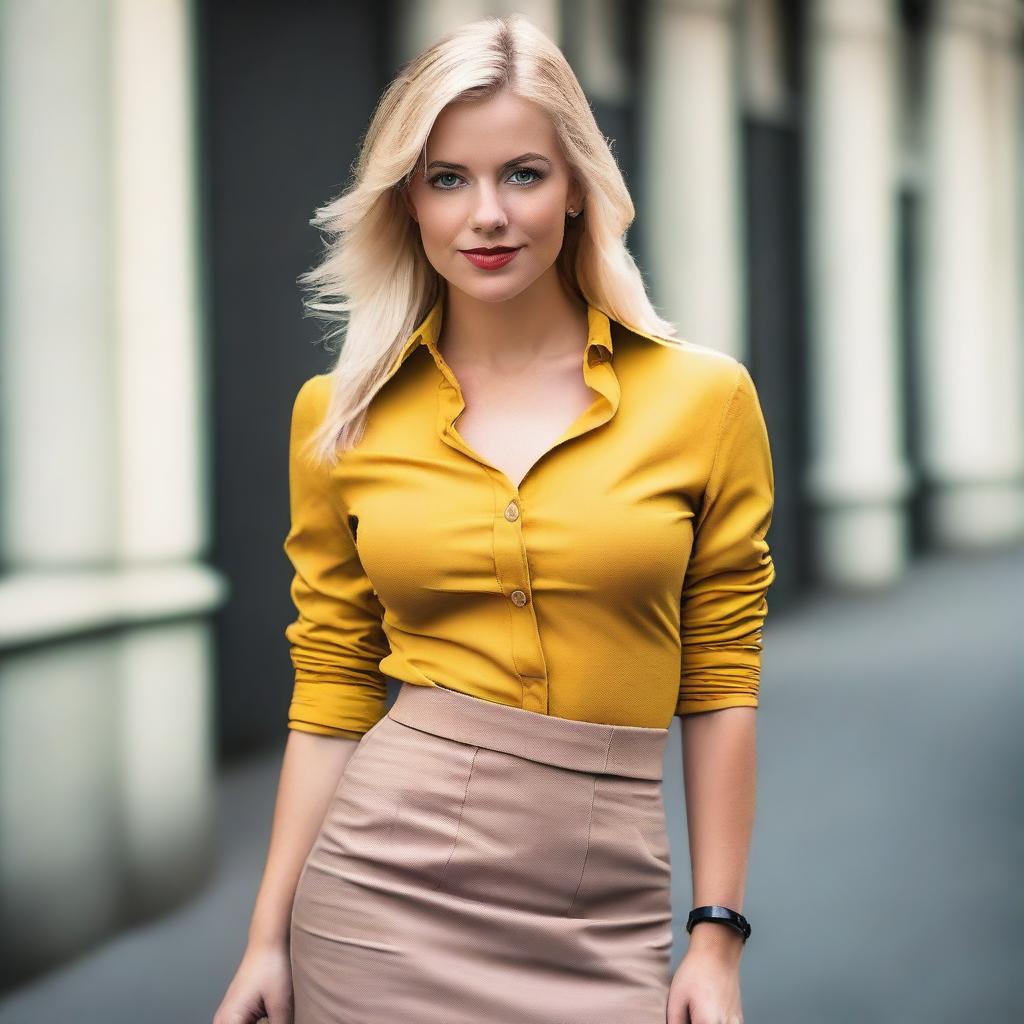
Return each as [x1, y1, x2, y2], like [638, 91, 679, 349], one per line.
[426, 92, 561, 161]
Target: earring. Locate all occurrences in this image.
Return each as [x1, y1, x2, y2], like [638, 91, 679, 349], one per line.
[567, 207, 580, 217]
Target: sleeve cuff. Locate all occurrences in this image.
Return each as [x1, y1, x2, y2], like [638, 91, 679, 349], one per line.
[288, 719, 371, 740]
[675, 693, 759, 716]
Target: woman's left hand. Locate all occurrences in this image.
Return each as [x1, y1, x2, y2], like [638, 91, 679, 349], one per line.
[665, 926, 746, 1024]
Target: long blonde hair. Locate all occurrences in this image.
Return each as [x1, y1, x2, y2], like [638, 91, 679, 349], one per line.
[298, 12, 678, 466]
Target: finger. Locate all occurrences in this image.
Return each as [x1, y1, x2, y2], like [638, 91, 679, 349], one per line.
[265, 998, 294, 1024]
[666, 997, 693, 1024]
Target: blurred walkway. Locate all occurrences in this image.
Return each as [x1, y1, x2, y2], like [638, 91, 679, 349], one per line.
[1, 543, 1021, 1023]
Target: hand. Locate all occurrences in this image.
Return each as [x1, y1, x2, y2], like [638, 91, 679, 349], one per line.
[212, 941, 293, 1024]
[665, 925, 745, 1024]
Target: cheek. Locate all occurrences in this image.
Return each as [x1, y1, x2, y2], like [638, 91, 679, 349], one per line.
[410, 191, 459, 243]
[417, 208, 461, 248]
[514, 197, 567, 245]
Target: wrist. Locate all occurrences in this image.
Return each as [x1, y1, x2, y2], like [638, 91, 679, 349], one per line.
[247, 888, 295, 951]
[686, 921, 746, 961]
[247, 921, 290, 952]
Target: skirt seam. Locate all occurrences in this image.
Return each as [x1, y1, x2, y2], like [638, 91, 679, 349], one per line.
[432, 745, 480, 892]
[563, 773, 598, 917]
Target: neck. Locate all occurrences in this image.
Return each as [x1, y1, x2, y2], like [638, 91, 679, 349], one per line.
[439, 276, 589, 373]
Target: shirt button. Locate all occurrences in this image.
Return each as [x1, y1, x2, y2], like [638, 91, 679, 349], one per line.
[504, 500, 520, 522]
[510, 589, 528, 607]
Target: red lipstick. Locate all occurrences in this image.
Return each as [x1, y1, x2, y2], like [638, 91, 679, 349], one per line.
[460, 245, 521, 270]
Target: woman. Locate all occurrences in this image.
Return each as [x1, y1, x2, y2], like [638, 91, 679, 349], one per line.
[215, 13, 774, 1024]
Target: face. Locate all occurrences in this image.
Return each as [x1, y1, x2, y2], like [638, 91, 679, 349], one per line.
[403, 90, 583, 302]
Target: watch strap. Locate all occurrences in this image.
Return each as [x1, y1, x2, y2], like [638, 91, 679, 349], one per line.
[685, 904, 751, 942]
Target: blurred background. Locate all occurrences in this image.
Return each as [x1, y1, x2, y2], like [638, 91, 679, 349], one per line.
[0, 0, 1021, 1020]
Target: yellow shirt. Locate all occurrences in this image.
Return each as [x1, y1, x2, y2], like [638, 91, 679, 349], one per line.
[283, 296, 776, 740]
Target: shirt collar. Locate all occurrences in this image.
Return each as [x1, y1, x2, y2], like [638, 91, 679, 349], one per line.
[383, 293, 616, 383]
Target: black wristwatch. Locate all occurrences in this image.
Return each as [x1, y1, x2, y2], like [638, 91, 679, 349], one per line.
[685, 905, 751, 943]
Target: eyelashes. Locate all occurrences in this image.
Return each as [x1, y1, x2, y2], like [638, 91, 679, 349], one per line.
[426, 167, 546, 191]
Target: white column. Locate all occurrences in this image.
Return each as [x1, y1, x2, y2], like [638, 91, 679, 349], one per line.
[0, 0, 221, 973]
[641, 0, 745, 358]
[0, 0, 116, 567]
[109, 0, 217, 910]
[803, 0, 911, 588]
[575, 0, 629, 105]
[489, 0, 560, 42]
[918, 0, 1024, 548]
[0, 0, 120, 973]
[113, 0, 208, 562]
[395, 0, 561, 66]
[397, 0, 488, 63]
[738, 0, 789, 120]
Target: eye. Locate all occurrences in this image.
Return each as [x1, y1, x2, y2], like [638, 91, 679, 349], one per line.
[509, 167, 544, 185]
[426, 166, 546, 190]
[428, 171, 462, 190]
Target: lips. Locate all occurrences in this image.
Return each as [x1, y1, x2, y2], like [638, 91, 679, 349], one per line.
[460, 246, 522, 270]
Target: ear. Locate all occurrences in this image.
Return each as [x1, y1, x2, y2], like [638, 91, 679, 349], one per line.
[401, 181, 419, 224]
[567, 175, 585, 216]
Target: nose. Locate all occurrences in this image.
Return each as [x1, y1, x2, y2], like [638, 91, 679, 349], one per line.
[467, 183, 508, 232]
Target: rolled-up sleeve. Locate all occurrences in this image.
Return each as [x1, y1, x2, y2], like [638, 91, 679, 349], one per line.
[676, 362, 777, 716]
[283, 376, 390, 738]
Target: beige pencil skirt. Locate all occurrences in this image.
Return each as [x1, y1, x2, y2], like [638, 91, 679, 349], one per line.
[289, 679, 673, 1024]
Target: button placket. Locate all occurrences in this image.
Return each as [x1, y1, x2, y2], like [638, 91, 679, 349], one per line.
[506, 501, 528, 607]
[492, 486, 547, 708]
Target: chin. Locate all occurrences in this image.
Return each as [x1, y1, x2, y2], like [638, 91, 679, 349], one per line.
[457, 285, 516, 304]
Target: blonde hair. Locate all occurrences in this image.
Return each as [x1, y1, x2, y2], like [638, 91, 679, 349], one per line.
[298, 12, 678, 466]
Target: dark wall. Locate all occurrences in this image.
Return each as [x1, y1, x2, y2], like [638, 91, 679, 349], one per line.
[742, 0, 807, 602]
[195, 0, 397, 758]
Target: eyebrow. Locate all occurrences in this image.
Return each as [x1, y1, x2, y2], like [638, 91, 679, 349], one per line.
[424, 152, 553, 173]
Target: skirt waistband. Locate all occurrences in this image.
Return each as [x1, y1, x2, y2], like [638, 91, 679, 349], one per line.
[384, 680, 668, 781]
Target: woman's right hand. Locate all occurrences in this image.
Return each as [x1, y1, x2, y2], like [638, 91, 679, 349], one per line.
[213, 941, 294, 1024]
[214, 729, 358, 1023]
